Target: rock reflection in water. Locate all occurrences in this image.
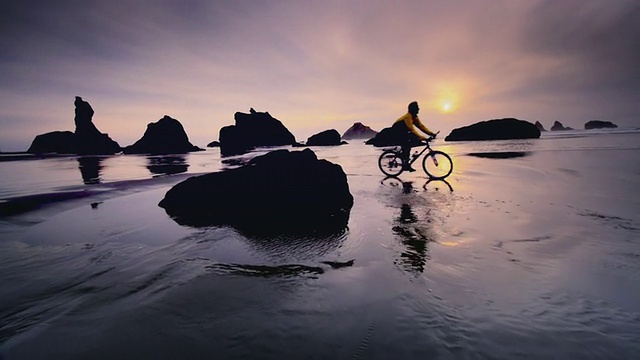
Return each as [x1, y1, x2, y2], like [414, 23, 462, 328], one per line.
[77, 156, 104, 184]
[146, 155, 189, 176]
[468, 151, 530, 159]
[242, 224, 349, 261]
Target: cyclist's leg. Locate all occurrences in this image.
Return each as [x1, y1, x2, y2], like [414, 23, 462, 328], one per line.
[401, 137, 416, 171]
[400, 143, 410, 163]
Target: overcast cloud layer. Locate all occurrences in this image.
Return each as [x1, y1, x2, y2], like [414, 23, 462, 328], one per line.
[1, 0, 638, 151]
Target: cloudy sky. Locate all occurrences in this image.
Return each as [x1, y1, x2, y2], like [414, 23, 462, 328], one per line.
[1, 0, 638, 151]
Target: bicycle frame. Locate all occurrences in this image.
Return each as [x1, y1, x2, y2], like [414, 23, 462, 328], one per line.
[377, 133, 452, 179]
[391, 137, 435, 165]
[406, 142, 433, 165]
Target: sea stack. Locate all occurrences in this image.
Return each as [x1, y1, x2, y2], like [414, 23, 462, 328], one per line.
[122, 115, 203, 154]
[306, 129, 344, 146]
[342, 122, 378, 140]
[218, 108, 297, 156]
[550, 121, 573, 131]
[585, 120, 618, 130]
[27, 97, 121, 155]
[73, 97, 122, 155]
[444, 118, 540, 141]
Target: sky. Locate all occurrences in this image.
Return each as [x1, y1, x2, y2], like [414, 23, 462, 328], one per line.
[1, 0, 639, 151]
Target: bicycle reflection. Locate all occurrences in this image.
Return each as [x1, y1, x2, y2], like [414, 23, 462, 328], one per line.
[381, 176, 454, 192]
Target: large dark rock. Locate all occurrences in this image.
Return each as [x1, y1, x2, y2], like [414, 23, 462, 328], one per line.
[535, 121, 546, 132]
[365, 122, 423, 147]
[550, 121, 573, 131]
[158, 149, 353, 235]
[123, 115, 203, 154]
[585, 120, 618, 130]
[27, 97, 121, 155]
[207, 141, 220, 148]
[444, 118, 540, 141]
[219, 108, 297, 156]
[306, 129, 343, 146]
[27, 131, 77, 154]
[342, 122, 378, 140]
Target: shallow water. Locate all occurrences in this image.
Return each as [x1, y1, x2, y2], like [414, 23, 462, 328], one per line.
[1, 130, 640, 359]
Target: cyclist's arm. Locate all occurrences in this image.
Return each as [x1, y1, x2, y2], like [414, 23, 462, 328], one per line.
[414, 117, 436, 137]
[401, 114, 428, 140]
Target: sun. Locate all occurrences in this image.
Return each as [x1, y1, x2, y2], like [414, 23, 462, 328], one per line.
[439, 101, 454, 113]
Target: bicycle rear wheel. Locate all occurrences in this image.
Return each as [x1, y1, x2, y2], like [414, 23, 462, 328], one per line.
[422, 150, 453, 179]
[378, 150, 404, 177]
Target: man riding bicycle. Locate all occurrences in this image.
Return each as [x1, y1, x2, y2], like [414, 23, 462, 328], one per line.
[392, 101, 437, 172]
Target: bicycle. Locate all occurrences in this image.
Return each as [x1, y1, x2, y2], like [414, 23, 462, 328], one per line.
[377, 133, 453, 179]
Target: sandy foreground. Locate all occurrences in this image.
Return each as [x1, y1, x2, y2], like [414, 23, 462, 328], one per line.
[1, 141, 639, 359]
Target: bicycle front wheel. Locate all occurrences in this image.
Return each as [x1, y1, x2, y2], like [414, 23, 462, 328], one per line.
[422, 150, 453, 179]
[378, 150, 404, 177]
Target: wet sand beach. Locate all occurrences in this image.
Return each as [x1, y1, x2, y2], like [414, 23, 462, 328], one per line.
[1, 131, 639, 359]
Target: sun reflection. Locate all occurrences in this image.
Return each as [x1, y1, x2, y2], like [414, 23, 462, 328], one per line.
[440, 241, 460, 247]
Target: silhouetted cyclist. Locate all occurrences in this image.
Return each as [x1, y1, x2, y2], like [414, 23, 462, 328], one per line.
[392, 101, 436, 171]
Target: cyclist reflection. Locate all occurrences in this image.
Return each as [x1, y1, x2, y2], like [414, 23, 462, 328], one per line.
[392, 203, 434, 274]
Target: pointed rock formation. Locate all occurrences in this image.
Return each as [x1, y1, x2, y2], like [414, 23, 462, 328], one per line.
[550, 121, 573, 131]
[219, 109, 297, 156]
[444, 118, 540, 141]
[585, 120, 617, 130]
[123, 115, 203, 154]
[306, 129, 344, 146]
[535, 121, 546, 132]
[342, 122, 378, 140]
[73, 97, 121, 155]
[27, 97, 121, 154]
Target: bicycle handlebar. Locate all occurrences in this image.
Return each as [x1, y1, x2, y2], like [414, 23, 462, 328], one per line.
[423, 131, 440, 143]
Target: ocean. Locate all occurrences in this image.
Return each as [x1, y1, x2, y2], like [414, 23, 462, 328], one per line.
[1, 129, 639, 359]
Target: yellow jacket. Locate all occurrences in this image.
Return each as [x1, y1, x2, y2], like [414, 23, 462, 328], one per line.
[394, 112, 435, 139]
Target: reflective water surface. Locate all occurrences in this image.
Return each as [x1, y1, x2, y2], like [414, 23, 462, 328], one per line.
[1, 130, 639, 359]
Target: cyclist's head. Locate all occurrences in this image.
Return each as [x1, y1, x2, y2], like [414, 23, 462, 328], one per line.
[408, 101, 419, 115]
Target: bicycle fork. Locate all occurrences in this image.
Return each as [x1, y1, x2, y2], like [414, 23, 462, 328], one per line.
[431, 153, 439, 166]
